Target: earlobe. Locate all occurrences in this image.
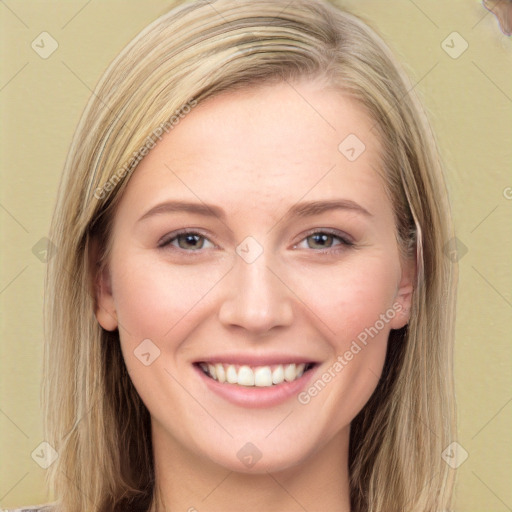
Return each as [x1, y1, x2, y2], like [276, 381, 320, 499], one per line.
[390, 283, 413, 330]
[89, 235, 118, 332]
[390, 256, 416, 330]
[95, 264, 118, 331]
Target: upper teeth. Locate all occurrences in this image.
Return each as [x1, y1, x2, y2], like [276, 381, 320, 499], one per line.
[199, 363, 307, 387]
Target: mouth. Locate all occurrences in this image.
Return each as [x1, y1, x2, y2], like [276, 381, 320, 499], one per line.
[195, 361, 317, 387]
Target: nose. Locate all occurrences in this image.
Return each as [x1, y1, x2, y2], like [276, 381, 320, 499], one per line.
[217, 249, 294, 335]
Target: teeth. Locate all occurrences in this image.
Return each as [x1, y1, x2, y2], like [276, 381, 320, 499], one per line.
[284, 363, 297, 382]
[215, 363, 226, 383]
[226, 365, 238, 384]
[254, 366, 272, 387]
[238, 366, 255, 386]
[200, 362, 311, 387]
[272, 365, 284, 384]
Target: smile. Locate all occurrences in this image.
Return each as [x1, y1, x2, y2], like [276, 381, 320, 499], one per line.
[197, 362, 316, 387]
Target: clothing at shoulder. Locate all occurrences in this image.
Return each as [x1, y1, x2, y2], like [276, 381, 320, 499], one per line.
[0, 505, 54, 512]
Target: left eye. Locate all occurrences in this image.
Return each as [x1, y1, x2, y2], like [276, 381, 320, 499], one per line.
[160, 232, 214, 251]
[296, 232, 352, 250]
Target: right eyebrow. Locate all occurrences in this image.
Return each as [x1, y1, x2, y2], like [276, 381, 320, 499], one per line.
[137, 200, 226, 223]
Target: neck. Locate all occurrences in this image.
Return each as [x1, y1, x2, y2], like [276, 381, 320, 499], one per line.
[150, 422, 351, 512]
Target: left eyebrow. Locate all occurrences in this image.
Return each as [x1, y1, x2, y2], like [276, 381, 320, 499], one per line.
[284, 199, 373, 221]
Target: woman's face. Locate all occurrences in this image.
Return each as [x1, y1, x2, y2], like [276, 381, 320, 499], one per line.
[95, 80, 414, 473]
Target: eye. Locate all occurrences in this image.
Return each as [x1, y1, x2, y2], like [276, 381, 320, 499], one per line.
[158, 231, 215, 251]
[295, 230, 353, 251]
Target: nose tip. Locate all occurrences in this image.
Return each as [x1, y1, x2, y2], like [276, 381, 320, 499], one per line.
[217, 255, 294, 335]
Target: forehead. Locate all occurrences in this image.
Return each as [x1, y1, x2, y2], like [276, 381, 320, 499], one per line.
[116, 80, 389, 220]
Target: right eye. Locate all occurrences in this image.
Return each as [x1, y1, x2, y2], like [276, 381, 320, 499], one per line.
[158, 231, 215, 251]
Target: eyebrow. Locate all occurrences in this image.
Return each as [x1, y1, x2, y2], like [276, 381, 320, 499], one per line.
[137, 198, 372, 223]
[287, 199, 372, 219]
[138, 201, 225, 222]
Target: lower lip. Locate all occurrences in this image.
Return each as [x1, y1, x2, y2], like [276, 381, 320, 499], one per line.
[194, 365, 317, 409]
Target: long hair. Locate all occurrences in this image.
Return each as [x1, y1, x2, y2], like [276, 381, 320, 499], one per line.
[43, 1, 458, 510]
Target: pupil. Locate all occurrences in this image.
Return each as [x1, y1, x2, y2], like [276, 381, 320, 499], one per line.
[310, 233, 331, 248]
[180, 234, 202, 249]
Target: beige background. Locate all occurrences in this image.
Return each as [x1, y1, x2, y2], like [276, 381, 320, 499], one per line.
[1, 0, 511, 510]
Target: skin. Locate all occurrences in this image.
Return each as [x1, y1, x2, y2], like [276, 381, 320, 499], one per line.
[95, 79, 414, 512]
[483, 0, 512, 36]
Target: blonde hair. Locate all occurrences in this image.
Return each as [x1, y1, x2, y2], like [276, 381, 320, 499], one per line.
[43, 1, 458, 511]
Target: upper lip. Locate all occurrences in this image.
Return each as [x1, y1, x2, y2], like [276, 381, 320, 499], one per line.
[194, 354, 318, 366]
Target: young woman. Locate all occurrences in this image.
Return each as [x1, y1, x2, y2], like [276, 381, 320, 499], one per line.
[5, 0, 458, 510]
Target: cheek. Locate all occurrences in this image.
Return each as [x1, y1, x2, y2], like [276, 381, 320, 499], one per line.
[291, 253, 400, 343]
[291, 254, 398, 420]
[110, 255, 228, 426]
[111, 255, 228, 341]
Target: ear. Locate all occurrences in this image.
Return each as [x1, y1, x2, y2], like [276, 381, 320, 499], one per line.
[89, 236, 118, 331]
[389, 255, 416, 330]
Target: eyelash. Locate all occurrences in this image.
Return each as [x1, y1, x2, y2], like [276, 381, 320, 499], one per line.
[157, 229, 214, 254]
[294, 228, 354, 253]
[157, 228, 354, 255]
